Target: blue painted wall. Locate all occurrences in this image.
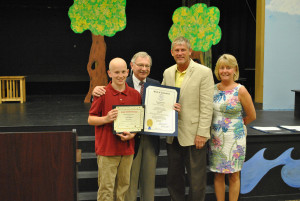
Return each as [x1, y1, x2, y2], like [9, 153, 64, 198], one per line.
[264, 0, 300, 110]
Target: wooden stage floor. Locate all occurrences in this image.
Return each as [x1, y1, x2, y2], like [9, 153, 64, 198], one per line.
[0, 94, 299, 134]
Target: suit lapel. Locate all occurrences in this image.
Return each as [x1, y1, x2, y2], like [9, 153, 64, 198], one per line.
[179, 64, 194, 98]
[126, 76, 134, 88]
[169, 66, 177, 87]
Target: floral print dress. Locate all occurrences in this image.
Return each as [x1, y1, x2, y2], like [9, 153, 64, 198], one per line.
[209, 84, 247, 173]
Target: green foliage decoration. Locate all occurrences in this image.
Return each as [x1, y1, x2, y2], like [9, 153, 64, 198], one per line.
[169, 3, 222, 52]
[68, 0, 126, 37]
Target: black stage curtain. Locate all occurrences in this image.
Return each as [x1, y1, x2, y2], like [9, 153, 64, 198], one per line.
[0, 0, 256, 95]
[211, 0, 256, 97]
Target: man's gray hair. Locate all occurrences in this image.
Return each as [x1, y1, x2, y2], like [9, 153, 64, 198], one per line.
[131, 51, 152, 66]
[171, 36, 191, 50]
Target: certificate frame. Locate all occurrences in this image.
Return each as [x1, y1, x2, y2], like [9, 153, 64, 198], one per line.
[112, 105, 145, 134]
[141, 83, 180, 137]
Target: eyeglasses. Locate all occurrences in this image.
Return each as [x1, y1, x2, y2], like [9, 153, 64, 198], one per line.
[134, 63, 151, 68]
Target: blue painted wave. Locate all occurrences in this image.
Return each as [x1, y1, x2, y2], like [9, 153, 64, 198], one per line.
[241, 148, 300, 194]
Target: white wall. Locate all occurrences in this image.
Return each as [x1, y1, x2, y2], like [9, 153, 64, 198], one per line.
[264, 0, 300, 110]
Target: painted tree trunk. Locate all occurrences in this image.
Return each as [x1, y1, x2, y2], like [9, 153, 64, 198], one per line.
[185, 0, 212, 68]
[84, 34, 108, 103]
[191, 50, 204, 65]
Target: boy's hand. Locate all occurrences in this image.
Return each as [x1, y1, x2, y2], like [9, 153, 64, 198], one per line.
[116, 131, 136, 141]
[93, 86, 106, 97]
[106, 109, 118, 123]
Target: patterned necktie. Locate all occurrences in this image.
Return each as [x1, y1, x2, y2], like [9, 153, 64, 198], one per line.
[139, 81, 144, 97]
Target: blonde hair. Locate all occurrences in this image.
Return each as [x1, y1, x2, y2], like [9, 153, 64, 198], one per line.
[214, 54, 239, 81]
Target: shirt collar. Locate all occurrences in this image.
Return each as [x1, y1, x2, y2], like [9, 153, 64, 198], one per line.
[176, 59, 192, 74]
[176, 66, 187, 74]
[132, 73, 146, 85]
[107, 81, 129, 96]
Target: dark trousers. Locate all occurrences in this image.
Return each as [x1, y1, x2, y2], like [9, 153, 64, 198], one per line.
[166, 138, 207, 201]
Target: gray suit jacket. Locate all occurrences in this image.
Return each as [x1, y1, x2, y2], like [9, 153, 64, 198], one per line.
[126, 75, 161, 156]
[162, 60, 214, 146]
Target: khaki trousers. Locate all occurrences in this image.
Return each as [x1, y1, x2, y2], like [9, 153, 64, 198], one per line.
[125, 135, 158, 201]
[97, 155, 134, 201]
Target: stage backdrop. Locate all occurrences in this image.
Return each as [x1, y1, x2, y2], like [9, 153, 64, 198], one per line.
[264, 0, 300, 110]
[0, 0, 256, 96]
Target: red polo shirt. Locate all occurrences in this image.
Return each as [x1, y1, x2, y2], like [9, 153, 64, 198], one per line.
[89, 82, 141, 156]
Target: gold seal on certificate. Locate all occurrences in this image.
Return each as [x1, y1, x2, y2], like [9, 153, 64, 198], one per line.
[113, 105, 145, 134]
[147, 119, 153, 130]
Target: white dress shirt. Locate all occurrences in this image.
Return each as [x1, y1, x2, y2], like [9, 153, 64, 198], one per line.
[132, 74, 146, 92]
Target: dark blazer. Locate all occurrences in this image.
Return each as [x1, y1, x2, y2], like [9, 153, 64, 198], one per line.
[126, 75, 161, 156]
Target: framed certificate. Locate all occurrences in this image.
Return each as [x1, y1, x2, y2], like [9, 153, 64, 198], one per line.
[112, 105, 145, 134]
[141, 83, 180, 136]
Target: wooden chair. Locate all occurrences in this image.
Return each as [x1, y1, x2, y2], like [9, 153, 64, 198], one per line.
[0, 76, 26, 103]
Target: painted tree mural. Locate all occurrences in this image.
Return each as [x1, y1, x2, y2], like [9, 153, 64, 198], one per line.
[68, 0, 126, 102]
[168, 3, 221, 65]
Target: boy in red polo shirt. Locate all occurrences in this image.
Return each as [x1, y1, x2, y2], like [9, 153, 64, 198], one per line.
[88, 57, 141, 201]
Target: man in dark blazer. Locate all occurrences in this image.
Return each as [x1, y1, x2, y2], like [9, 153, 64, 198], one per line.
[92, 52, 160, 201]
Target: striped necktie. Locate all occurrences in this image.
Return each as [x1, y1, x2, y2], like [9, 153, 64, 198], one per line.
[139, 81, 144, 97]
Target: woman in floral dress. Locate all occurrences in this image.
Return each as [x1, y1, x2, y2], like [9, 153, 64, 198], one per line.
[209, 54, 256, 201]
